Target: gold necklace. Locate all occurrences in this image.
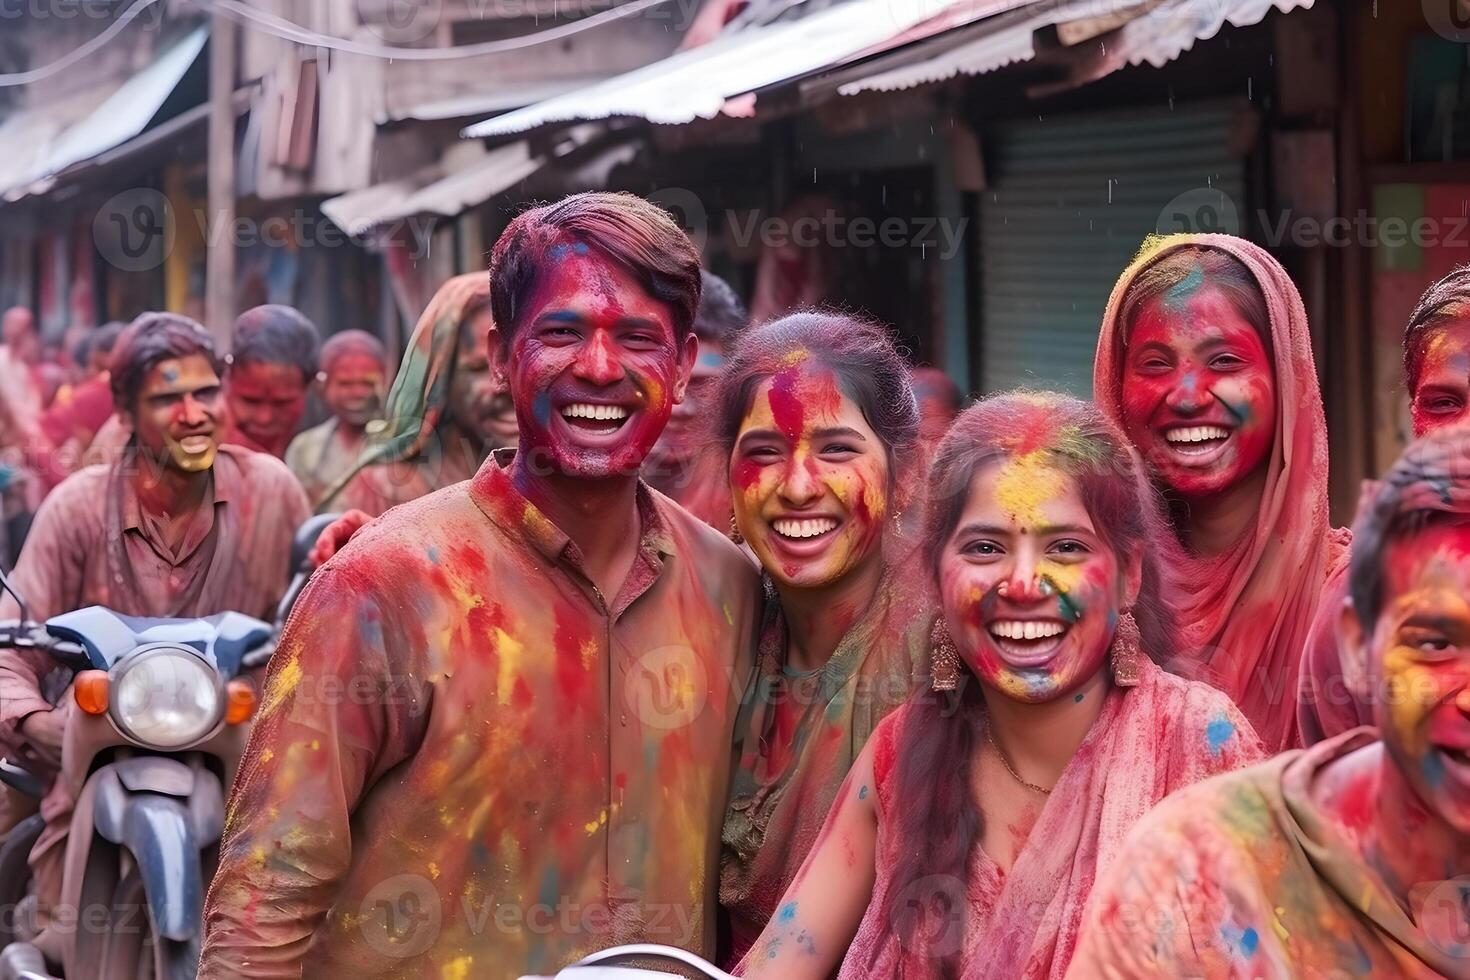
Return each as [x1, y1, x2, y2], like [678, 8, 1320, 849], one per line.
[984, 724, 1052, 796]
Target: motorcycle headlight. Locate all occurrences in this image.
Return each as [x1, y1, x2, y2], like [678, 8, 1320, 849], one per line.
[110, 645, 222, 749]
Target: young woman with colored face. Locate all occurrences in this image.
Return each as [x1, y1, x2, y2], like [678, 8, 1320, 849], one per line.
[717, 312, 935, 964]
[739, 393, 1264, 980]
[1301, 264, 1470, 743]
[1096, 234, 1350, 751]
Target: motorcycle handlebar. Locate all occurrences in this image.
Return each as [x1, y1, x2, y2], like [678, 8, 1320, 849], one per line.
[0, 620, 90, 667]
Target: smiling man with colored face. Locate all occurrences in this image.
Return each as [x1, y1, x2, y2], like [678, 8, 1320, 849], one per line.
[200, 193, 761, 979]
[0, 312, 309, 923]
[1069, 426, 1470, 979]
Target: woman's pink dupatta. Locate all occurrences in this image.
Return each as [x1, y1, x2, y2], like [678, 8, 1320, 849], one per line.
[1093, 234, 1350, 751]
[837, 659, 1265, 979]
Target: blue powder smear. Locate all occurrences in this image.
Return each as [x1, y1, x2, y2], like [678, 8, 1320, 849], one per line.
[777, 901, 799, 924]
[1220, 924, 1259, 959]
[1206, 716, 1235, 757]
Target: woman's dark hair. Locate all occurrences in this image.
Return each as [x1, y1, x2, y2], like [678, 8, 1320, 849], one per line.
[228, 304, 321, 381]
[1117, 245, 1271, 352]
[109, 312, 220, 414]
[489, 191, 703, 345]
[711, 310, 920, 499]
[873, 392, 1177, 974]
[1403, 264, 1470, 395]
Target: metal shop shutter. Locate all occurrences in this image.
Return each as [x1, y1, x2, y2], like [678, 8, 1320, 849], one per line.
[978, 103, 1247, 396]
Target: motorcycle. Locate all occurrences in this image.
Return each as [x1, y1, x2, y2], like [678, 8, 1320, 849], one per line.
[0, 514, 338, 980]
[522, 945, 735, 980]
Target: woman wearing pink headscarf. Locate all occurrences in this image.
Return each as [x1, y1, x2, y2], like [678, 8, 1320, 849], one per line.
[1094, 233, 1350, 750]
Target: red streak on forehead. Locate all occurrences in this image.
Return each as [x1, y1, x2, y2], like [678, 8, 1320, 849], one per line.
[768, 366, 805, 444]
[998, 408, 1058, 456]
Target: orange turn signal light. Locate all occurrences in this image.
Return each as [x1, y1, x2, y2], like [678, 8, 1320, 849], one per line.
[73, 671, 109, 716]
[225, 679, 257, 725]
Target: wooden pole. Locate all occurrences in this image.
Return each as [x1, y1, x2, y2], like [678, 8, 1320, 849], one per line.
[204, 12, 237, 348]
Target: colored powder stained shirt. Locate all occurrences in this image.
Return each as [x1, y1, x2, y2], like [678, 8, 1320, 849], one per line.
[323, 424, 482, 517]
[284, 418, 364, 508]
[1067, 730, 1469, 979]
[199, 452, 762, 979]
[720, 569, 930, 963]
[838, 658, 1265, 979]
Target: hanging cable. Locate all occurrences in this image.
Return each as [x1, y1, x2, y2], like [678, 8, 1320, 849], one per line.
[0, 0, 681, 88]
[0, 0, 167, 87]
[193, 0, 680, 59]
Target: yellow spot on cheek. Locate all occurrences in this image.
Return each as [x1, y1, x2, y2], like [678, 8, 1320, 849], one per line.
[993, 452, 1064, 528]
[1043, 562, 1084, 595]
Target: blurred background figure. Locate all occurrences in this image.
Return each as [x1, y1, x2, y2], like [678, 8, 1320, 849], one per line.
[318, 273, 515, 517]
[909, 366, 962, 451]
[36, 321, 126, 471]
[645, 269, 748, 529]
[285, 329, 387, 506]
[223, 304, 321, 458]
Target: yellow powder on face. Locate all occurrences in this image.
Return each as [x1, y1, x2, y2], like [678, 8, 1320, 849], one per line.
[993, 452, 1065, 528]
[1042, 562, 1084, 595]
[259, 652, 303, 718]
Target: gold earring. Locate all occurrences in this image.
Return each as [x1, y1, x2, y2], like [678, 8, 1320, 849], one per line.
[729, 515, 744, 545]
[1110, 610, 1143, 688]
[930, 618, 960, 692]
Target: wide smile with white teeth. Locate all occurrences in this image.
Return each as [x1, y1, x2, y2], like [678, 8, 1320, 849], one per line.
[560, 402, 631, 434]
[985, 618, 1071, 666]
[989, 620, 1067, 641]
[1162, 424, 1232, 457]
[178, 435, 214, 454]
[562, 403, 629, 421]
[772, 517, 839, 540]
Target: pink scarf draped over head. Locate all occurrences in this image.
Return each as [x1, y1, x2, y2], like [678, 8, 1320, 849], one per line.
[1094, 233, 1349, 751]
[837, 658, 1264, 979]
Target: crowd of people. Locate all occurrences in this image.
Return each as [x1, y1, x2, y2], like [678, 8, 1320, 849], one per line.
[0, 190, 1464, 978]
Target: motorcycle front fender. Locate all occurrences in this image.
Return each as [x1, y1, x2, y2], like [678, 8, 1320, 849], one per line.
[89, 761, 225, 944]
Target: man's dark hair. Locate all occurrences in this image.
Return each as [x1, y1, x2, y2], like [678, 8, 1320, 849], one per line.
[693, 270, 747, 342]
[228, 305, 321, 381]
[109, 313, 221, 413]
[78, 320, 126, 368]
[489, 191, 703, 348]
[1349, 426, 1470, 631]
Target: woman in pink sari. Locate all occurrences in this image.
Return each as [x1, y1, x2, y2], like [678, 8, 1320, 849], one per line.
[739, 392, 1265, 980]
[1096, 234, 1349, 750]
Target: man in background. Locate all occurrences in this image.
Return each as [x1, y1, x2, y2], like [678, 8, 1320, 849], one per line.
[223, 304, 321, 458]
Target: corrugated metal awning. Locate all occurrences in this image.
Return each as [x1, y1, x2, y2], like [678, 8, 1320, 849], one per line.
[0, 26, 208, 201]
[833, 0, 1312, 96]
[321, 141, 544, 235]
[461, 0, 1012, 137]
